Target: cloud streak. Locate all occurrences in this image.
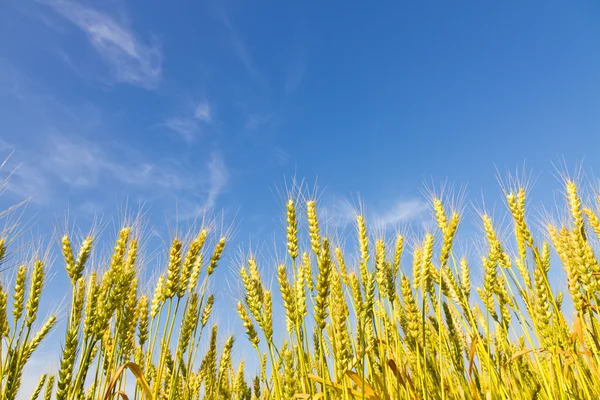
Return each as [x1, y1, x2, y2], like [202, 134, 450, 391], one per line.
[163, 102, 212, 142]
[42, 134, 190, 189]
[42, 0, 162, 89]
[221, 13, 266, 88]
[2, 134, 228, 216]
[163, 151, 228, 220]
[326, 197, 426, 230]
[205, 152, 228, 210]
[373, 200, 427, 229]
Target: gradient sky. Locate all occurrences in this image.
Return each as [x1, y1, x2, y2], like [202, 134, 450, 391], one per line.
[1, 0, 600, 395]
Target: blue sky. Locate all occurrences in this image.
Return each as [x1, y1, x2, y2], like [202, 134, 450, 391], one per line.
[2, 0, 600, 394]
[2, 1, 600, 232]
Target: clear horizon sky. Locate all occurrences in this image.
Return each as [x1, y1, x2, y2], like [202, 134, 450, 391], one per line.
[1, 1, 600, 396]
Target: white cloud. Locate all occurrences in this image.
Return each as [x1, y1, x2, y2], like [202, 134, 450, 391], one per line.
[78, 200, 104, 216]
[194, 102, 211, 122]
[326, 197, 426, 230]
[205, 151, 228, 210]
[323, 197, 358, 228]
[4, 134, 228, 214]
[373, 200, 427, 229]
[163, 116, 201, 142]
[42, 134, 198, 190]
[285, 43, 307, 93]
[4, 163, 53, 202]
[164, 102, 212, 142]
[244, 113, 272, 131]
[221, 13, 266, 88]
[285, 62, 305, 93]
[43, 134, 102, 187]
[0, 139, 13, 153]
[42, 0, 162, 89]
[157, 151, 228, 220]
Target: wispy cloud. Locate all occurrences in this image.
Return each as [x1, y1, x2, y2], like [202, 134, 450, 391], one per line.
[0, 62, 226, 214]
[285, 61, 305, 93]
[326, 197, 426, 230]
[163, 151, 228, 220]
[42, 134, 193, 190]
[244, 113, 272, 132]
[205, 152, 228, 210]
[42, 0, 162, 89]
[163, 117, 201, 142]
[221, 13, 266, 88]
[285, 42, 307, 93]
[2, 163, 51, 202]
[373, 200, 427, 229]
[163, 101, 212, 142]
[194, 103, 211, 122]
[2, 134, 228, 216]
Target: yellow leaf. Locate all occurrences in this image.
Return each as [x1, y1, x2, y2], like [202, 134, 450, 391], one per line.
[102, 362, 152, 400]
[345, 370, 380, 400]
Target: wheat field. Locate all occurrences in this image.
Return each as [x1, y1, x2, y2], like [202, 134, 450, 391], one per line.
[1, 176, 600, 400]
